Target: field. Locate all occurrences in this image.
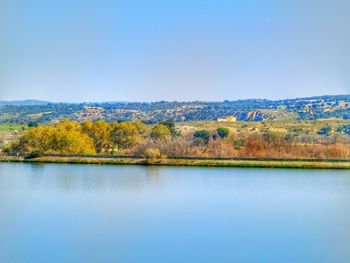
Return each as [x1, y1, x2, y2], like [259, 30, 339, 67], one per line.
[0, 124, 28, 131]
[178, 119, 350, 142]
[0, 124, 28, 150]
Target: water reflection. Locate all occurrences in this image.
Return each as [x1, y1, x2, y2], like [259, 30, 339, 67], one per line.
[0, 163, 349, 263]
[0, 163, 167, 192]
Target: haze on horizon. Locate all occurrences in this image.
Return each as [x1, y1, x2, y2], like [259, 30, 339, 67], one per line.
[1, 0, 349, 102]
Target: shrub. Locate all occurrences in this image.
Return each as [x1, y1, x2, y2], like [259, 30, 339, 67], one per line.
[25, 150, 44, 159]
[216, 128, 230, 139]
[142, 147, 164, 160]
[3, 147, 14, 155]
[336, 125, 350, 135]
[193, 130, 210, 146]
[150, 124, 171, 141]
[28, 121, 39, 127]
[159, 119, 180, 137]
[317, 127, 332, 136]
[233, 139, 245, 147]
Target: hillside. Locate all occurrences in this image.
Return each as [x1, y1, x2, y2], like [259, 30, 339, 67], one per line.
[0, 95, 349, 124]
[0, 100, 50, 106]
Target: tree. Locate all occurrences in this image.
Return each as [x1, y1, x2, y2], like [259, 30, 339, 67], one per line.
[133, 121, 149, 136]
[82, 120, 111, 153]
[193, 130, 210, 146]
[317, 126, 332, 136]
[150, 124, 171, 141]
[216, 128, 230, 139]
[15, 126, 56, 153]
[28, 121, 38, 127]
[159, 119, 180, 137]
[25, 150, 44, 159]
[110, 122, 143, 150]
[53, 121, 96, 154]
[10, 121, 96, 155]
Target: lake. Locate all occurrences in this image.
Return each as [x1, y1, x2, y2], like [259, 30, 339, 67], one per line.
[0, 163, 349, 263]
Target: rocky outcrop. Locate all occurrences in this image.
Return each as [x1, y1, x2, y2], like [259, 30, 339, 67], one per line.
[235, 111, 265, 121]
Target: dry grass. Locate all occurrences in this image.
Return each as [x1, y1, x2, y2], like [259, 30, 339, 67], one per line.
[1, 156, 349, 170]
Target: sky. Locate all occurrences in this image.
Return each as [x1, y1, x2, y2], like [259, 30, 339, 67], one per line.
[1, 0, 349, 102]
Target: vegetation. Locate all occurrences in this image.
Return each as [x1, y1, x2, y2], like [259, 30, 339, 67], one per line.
[193, 130, 211, 146]
[0, 95, 349, 123]
[1, 96, 348, 168]
[27, 121, 38, 127]
[1, 155, 349, 170]
[150, 124, 171, 142]
[2, 119, 349, 161]
[216, 127, 230, 139]
[25, 150, 44, 159]
[6, 121, 96, 155]
[0, 124, 27, 131]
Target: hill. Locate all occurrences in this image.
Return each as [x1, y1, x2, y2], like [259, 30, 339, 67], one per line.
[0, 95, 349, 124]
[0, 100, 50, 106]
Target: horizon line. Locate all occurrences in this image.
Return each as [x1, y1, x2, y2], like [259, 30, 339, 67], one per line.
[1, 94, 349, 104]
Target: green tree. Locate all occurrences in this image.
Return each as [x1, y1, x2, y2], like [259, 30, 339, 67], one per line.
[193, 130, 210, 146]
[28, 121, 38, 127]
[216, 128, 230, 139]
[317, 126, 332, 136]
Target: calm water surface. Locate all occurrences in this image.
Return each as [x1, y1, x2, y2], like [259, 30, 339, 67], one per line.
[0, 163, 349, 263]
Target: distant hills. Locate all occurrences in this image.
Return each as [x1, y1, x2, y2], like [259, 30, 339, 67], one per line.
[0, 100, 50, 106]
[0, 95, 349, 123]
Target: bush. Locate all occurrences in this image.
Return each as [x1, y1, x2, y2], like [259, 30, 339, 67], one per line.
[193, 130, 210, 146]
[233, 139, 245, 147]
[3, 147, 14, 155]
[317, 127, 332, 136]
[336, 125, 350, 135]
[159, 119, 180, 137]
[216, 128, 230, 139]
[142, 147, 163, 159]
[25, 150, 44, 159]
[28, 121, 39, 127]
[150, 124, 171, 141]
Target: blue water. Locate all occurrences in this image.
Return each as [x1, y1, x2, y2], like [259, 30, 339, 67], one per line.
[0, 163, 349, 263]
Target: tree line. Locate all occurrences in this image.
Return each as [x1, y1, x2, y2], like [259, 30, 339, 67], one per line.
[3, 120, 350, 160]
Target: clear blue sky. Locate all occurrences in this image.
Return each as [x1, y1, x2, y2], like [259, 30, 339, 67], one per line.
[1, 0, 349, 102]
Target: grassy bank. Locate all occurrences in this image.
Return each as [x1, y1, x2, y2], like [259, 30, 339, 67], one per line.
[1, 156, 349, 169]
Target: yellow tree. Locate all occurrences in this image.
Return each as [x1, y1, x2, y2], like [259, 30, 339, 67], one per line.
[110, 122, 145, 151]
[82, 120, 111, 154]
[53, 120, 96, 154]
[15, 126, 56, 153]
[10, 120, 96, 155]
[150, 124, 171, 142]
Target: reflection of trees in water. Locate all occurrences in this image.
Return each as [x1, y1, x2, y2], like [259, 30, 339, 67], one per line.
[24, 164, 165, 193]
[145, 166, 161, 185]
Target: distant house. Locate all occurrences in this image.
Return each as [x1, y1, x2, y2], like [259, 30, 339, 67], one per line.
[217, 116, 237, 122]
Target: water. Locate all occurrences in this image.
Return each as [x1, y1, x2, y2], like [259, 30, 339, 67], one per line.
[0, 163, 349, 263]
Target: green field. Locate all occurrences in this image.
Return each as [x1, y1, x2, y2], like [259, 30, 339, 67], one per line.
[0, 124, 28, 131]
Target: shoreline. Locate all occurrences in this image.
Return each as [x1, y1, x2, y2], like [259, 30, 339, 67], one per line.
[1, 156, 349, 169]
